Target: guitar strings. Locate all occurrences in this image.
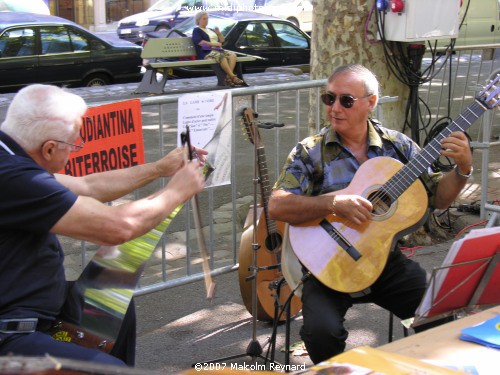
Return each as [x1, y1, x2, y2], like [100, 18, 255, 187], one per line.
[367, 104, 479, 213]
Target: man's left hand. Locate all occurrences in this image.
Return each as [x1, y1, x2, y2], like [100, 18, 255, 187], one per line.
[155, 147, 208, 177]
[439, 131, 473, 174]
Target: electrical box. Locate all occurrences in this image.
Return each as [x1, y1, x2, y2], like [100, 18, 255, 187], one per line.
[378, 0, 461, 42]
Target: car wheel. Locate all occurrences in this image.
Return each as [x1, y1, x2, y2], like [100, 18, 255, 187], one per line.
[83, 73, 111, 87]
[155, 24, 170, 32]
[287, 17, 300, 28]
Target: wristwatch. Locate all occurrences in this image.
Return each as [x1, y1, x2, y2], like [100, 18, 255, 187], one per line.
[454, 165, 473, 179]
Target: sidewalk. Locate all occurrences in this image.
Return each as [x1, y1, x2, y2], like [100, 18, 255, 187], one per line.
[131, 146, 499, 373]
[47, 73, 500, 373]
[1, 71, 497, 373]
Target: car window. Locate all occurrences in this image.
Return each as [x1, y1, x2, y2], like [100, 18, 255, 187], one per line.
[175, 15, 235, 37]
[40, 26, 73, 54]
[68, 28, 89, 51]
[272, 22, 309, 48]
[148, 0, 179, 11]
[271, 22, 308, 48]
[215, 18, 237, 37]
[236, 22, 273, 48]
[0, 28, 35, 57]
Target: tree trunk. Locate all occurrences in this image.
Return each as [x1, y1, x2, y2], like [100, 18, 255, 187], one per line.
[309, 0, 408, 134]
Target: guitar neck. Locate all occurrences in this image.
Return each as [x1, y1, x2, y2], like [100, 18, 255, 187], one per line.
[257, 145, 278, 234]
[384, 100, 485, 200]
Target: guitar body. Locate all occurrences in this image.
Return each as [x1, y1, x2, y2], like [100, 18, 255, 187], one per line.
[239, 209, 302, 322]
[289, 157, 429, 293]
[237, 107, 302, 321]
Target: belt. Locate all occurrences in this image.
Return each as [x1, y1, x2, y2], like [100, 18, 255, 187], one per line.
[0, 318, 53, 334]
[349, 287, 372, 298]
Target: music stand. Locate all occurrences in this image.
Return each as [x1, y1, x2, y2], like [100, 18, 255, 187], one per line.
[413, 228, 500, 327]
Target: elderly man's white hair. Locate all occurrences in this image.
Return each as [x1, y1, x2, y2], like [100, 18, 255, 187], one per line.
[1, 84, 87, 152]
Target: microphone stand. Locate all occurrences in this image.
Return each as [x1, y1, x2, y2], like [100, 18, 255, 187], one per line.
[192, 110, 284, 367]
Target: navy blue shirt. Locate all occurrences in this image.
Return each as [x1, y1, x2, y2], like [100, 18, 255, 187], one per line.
[0, 130, 78, 321]
[192, 27, 212, 60]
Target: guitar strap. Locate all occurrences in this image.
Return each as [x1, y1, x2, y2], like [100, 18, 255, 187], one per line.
[370, 118, 434, 198]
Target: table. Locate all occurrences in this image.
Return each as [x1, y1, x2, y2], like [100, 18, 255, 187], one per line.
[379, 306, 499, 373]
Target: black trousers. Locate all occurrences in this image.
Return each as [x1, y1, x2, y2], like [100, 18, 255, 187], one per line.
[299, 250, 427, 364]
[0, 299, 136, 367]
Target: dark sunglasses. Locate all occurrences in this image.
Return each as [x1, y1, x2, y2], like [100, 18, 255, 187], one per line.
[320, 93, 371, 109]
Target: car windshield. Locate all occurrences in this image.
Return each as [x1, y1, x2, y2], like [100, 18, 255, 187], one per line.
[176, 15, 236, 37]
[148, 0, 179, 11]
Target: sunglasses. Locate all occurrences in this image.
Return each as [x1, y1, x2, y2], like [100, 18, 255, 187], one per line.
[320, 93, 371, 109]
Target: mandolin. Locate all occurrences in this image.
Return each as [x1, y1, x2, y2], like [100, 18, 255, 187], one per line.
[238, 108, 302, 321]
[287, 76, 500, 294]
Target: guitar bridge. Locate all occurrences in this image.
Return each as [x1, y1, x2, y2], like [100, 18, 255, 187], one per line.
[319, 219, 362, 261]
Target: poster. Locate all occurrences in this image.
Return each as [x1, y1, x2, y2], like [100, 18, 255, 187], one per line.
[59, 99, 145, 176]
[177, 91, 232, 187]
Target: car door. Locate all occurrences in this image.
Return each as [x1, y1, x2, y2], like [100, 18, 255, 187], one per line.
[233, 21, 281, 72]
[37, 25, 90, 85]
[269, 21, 310, 66]
[0, 27, 39, 89]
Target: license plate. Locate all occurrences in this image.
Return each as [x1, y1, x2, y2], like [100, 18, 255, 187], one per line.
[120, 29, 132, 34]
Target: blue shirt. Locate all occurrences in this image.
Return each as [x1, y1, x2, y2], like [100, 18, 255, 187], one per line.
[274, 121, 441, 205]
[192, 27, 213, 59]
[0, 130, 78, 321]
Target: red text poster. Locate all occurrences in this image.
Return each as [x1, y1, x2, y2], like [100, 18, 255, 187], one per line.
[60, 99, 145, 176]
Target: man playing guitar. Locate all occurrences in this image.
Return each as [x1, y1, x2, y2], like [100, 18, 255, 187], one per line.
[268, 64, 474, 364]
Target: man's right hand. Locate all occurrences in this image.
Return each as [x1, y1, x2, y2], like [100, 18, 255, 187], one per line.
[167, 160, 205, 202]
[332, 194, 373, 226]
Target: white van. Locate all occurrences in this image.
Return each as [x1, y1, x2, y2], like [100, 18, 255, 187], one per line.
[255, 0, 312, 34]
[0, 0, 50, 15]
[453, 0, 500, 46]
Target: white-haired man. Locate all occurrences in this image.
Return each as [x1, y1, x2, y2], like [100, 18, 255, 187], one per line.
[0, 84, 206, 366]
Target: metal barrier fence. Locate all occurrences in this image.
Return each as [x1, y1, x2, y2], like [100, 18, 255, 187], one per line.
[419, 45, 500, 219]
[69, 46, 498, 296]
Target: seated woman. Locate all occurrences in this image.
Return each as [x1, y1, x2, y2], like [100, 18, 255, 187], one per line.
[192, 11, 245, 87]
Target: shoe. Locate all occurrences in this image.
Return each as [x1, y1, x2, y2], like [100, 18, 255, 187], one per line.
[224, 76, 235, 87]
[230, 76, 245, 86]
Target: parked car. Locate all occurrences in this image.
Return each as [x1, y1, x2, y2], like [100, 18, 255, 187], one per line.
[0, 12, 143, 92]
[255, 0, 312, 34]
[117, 0, 238, 45]
[144, 11, 310, 77]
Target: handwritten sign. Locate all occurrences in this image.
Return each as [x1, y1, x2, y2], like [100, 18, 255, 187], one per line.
[60, 99, 145, 176]
[177, 91, 232, 187]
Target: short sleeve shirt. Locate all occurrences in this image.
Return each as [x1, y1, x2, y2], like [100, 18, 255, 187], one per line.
[273, 121, 441, 206]
[0, 131, 78, 320]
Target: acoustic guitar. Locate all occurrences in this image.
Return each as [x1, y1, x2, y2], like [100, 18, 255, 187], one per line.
[238, 108, 302, 322]
[288, 77, 500, 294]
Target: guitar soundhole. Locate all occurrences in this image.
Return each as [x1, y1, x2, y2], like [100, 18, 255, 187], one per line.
[265, 233, 283, 253]
[368, 190, 393, 216]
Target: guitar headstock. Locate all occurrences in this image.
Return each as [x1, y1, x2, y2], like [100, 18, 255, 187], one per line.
[241, 107, 260, 145]
[478, 74, 500, 110]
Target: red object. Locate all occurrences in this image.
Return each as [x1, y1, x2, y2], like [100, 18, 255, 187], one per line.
[417, 228, 500, 318]
[390, 0, 404, 13]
